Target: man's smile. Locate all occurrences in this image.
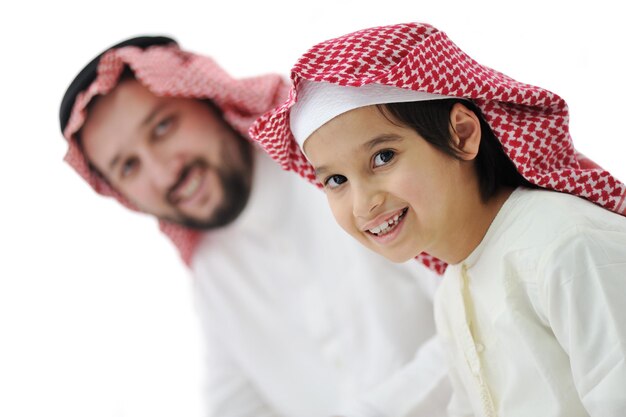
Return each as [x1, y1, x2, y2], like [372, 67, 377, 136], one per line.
[168, 161, 210, 207]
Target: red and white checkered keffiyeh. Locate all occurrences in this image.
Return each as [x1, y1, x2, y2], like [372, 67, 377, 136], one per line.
[62, 43, 289, 266]
[250, 22, 626, 274]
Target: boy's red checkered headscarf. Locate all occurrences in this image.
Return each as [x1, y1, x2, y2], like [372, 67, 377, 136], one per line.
[60, 37, 289, 265]
[250, 22, 626, 274]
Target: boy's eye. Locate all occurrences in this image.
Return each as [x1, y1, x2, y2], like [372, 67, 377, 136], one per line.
[324, 174, 347, 189]
[373, 149, 395, 167]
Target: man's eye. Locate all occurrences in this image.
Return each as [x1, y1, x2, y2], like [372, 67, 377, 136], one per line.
[325, 175, 347, 189]
[373, 149, 395, 167]
[121, 158, 138, 178]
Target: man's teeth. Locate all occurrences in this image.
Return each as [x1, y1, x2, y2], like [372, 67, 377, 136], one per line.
[369, 213, 402, 236]
[180, 175, 201, 200]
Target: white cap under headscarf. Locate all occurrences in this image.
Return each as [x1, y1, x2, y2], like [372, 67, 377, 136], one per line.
[289, 80, 456, 150]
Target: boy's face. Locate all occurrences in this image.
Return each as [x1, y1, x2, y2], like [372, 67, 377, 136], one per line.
[304, 105, 477, 263]
[81, 78, 253, 230]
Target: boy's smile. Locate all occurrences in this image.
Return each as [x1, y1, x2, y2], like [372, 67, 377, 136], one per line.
[363, 207, 408, 239]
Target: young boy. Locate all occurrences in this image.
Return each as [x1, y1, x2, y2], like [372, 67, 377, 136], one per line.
[250, 22, 626, 416]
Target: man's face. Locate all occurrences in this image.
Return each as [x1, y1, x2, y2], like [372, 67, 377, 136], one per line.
[81, 78, 253, 229]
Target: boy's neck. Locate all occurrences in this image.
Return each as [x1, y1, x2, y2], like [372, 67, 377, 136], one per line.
[442, 186, 515, 265]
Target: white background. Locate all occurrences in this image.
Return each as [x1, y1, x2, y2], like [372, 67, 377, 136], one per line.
[1, 1, 624, 416]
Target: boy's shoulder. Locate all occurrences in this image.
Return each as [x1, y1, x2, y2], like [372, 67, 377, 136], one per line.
[508, 187, 625, 235]
[478, 187, 626, 273]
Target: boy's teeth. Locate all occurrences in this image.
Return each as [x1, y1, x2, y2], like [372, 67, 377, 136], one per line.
[369, 211, 405, 236]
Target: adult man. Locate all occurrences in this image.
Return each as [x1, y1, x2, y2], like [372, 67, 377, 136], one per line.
[59, 36, 450, 417]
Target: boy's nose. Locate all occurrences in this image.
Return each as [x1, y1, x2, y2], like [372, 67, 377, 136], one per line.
[352, 185, 384, 219]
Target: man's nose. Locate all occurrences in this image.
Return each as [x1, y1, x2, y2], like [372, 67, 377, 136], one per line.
[352, 182, 384, 219]
[143, 151, 184, 191]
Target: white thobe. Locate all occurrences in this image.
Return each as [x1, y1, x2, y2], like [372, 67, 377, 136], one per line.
[436, 188, 626, 417]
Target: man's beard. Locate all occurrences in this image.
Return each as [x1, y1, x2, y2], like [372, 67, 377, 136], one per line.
[173, 165, 251, 230]
[164, 139, 253, 231]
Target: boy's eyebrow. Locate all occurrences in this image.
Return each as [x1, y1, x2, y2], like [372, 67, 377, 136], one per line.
[107, 102, 169, 173]
[314, 165, 328, 178]
[313, 134, 402, 178]
[363, 134, 403, 151]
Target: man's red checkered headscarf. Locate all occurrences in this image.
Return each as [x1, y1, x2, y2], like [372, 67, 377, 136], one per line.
[60, 37, 289, 266]
[250, 22, 626, 274]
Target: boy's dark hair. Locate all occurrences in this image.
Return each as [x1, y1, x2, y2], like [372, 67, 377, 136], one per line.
[378, 99, 535, 201]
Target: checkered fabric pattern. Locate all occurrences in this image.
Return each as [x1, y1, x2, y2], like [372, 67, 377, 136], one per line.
[62, 43, 289, 265]
[250, 22, 626, 274]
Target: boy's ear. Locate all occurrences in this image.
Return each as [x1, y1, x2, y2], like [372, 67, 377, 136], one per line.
[449, 103, 481, 161]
